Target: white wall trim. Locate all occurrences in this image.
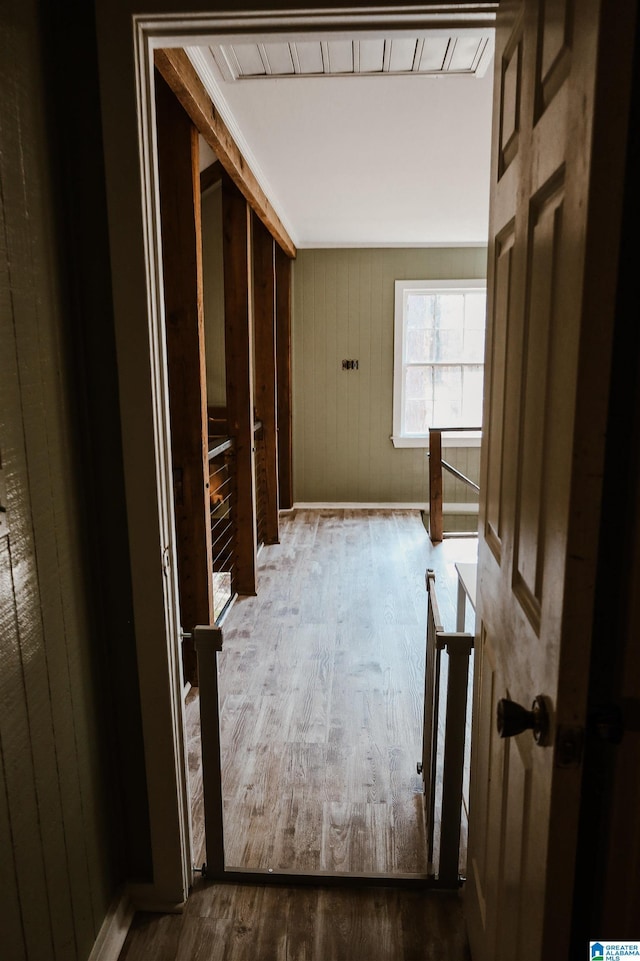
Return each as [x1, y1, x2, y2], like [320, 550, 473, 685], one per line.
[298, 241, 490, 249]
[137, 26, 194, 897]
[390, 433, 482, 448]
[294, 502, 428, 510]
[87, 890, 135, 961]
[293, 501, 480, 513]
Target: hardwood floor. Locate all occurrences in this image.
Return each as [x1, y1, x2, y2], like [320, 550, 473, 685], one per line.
[190, 509, 477, 876]
[120, 510, 477, 961]
[118, 881, 471, 961]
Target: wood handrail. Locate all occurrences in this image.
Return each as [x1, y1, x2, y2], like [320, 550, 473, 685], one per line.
[208, 436, 234, 460]
[421, 570, 474, 885]
[428, 426, 482, 433]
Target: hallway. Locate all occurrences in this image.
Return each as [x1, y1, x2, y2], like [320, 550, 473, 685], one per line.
[188, 508, 477, 877]
[205, 510, 476, 874]
[118, 509, 476, 960]
[118, 881, 471, 961]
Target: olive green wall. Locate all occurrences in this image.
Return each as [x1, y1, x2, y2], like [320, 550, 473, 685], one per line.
[292, 247, 487, 510]
[1, 9, 113, 961]
[1, 2, 151, 958]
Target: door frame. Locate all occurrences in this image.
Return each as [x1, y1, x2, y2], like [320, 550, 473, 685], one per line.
[98, 0, 638, 919]
[97, 0, 500, 907]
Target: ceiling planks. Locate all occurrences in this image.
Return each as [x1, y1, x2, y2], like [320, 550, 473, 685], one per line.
[210, 33, 494, 81]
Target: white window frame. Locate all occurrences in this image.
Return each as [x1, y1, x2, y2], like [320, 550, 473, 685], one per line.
[391, 278, 487, 449]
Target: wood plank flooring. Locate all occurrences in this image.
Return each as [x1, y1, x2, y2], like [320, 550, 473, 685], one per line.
[119, 882, 471, 961]
[189, 509, 477, 876]
[121, 510, 477, 961]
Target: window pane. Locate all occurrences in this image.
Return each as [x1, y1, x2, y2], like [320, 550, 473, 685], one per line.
[437, 326, 464, 358]
[404, 366, 434, 434]
[406, 326, 436, 363]
[465, 292, 486, 329]
[434, 295, 463, 363]
[404, 364, 484, 432]
[433, 365, 463, 425]
[406, 291, 483, 363]
[462, 292, 486, 362]
[438, 293, 465, 331]
[461, 328, 485, 362]
[405, 293, 435, 363]
[406, 293, 431, 329]
[395, 281, 486, 440]
[461, 365, 484, 423]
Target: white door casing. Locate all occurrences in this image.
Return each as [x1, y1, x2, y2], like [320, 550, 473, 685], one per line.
[97, 0, 500, 909]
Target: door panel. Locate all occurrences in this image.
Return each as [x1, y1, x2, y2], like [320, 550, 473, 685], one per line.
[484, 225, 514, 562]
[465, 0, 628, 957]
[497, 735, 532, 961]
[467, 626, 500, 946]
[513, 178, 564, 630]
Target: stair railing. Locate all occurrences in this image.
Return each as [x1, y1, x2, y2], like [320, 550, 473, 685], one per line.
[427, 426, 481, 543]
[420, 568, 474, 887]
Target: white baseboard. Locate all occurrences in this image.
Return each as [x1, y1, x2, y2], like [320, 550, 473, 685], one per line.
[88, 889, 135, 961]
[291, 501, 479, 513]
[87, 878, 190, 960]
[293, 502, 427, 510]
[440, 502, 479, 514]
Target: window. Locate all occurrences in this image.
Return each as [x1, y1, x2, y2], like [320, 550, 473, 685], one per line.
[392, 279, 487, 448]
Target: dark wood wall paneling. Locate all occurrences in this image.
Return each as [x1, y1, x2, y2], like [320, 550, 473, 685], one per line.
[252, 214, 280, 544]
[155, 70, 213, 684]
[222, 175, 258, 596]
[156, 46, 295, 598]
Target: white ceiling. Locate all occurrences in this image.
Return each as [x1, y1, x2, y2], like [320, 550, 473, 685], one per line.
[188, 28, 495, 249]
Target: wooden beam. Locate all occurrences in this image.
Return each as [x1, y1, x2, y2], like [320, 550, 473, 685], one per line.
[275, 246, 293, 510]
[222, 174, 257, 595]
[154, 48, 297, 260]
[200, 159, 223, 194]
[428, 428, 443, 544]
[252, 214, 279, 544]
[155, 70, 213, 684]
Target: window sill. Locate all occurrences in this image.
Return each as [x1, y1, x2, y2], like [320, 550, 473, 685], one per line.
[391, 432, 482, 449]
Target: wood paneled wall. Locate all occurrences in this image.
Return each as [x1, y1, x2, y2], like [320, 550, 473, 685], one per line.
[0, 2, 129, 957]
[292, 247, 486, 505]
[156, 71, 213, 684]
[201, 183, 227, 407]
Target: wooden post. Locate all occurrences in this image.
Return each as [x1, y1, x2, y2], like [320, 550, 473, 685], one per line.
[439, 632, 474, 887]
[222, 174, 257, 595]
[429, 428, 443, 543]
[193, 626, 225, 878]
[252, 214, 279, 544]
[155, 70, 213, 685]
[275, 246, 293, 510]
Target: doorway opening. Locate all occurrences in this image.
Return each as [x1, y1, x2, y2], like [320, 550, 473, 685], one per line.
[136, 3, 496, 896]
